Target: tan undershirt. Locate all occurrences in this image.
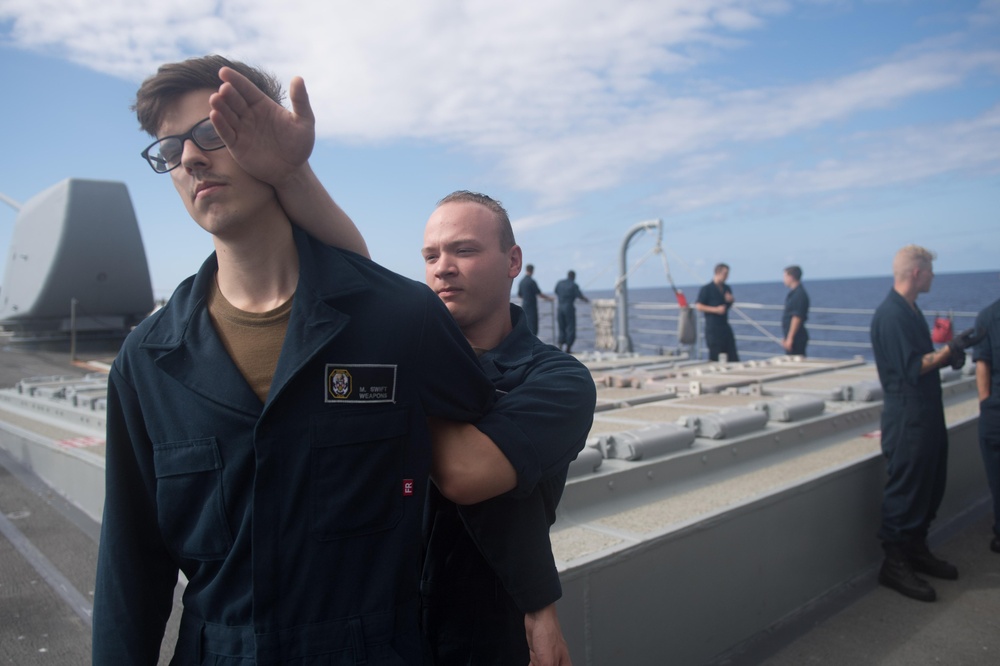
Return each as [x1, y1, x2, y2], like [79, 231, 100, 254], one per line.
[206, 278, 293, 403]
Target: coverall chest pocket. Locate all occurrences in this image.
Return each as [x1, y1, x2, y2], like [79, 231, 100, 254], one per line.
[152, 438, 233, 559]
[310, 408, 411, 541]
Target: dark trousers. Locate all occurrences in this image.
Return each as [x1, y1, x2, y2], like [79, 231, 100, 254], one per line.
[786, 327, 809, 356]
[523, 305, 539, 336]
[980, 399, 1000, 536]
[557, 307, 576, 349]
[706, 326, 739, 362]
[879, 394, 949, 544]
[422, 579, 528, 666]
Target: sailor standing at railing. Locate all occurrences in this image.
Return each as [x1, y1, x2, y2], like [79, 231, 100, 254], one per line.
[781, 265, 810, 356]
[695, 263, 739, 362]
[554, 271, 589, 354]
[517, 263, 554, 337]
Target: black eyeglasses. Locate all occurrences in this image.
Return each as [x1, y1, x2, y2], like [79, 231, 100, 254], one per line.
[140, 118, 226, 173]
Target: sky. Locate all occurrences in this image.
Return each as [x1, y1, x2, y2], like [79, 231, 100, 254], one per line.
[0, 0, 998, 301]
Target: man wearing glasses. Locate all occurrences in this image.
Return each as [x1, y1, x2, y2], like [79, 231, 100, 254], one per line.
[92, 55, 514, 664]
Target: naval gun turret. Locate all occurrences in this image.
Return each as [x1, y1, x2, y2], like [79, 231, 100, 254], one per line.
[0, 178, 154, 337]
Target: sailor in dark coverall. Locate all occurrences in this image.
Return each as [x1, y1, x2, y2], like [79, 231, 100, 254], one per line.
[93, 57, 498, 665]
[553, 270, 589, 353]
[517, 263, 552, 336]
[418, 193, 596, 665]
[974, 295, 1000, 554]
[695, 262, 739, 361]
[422, 304, 594, 665]
[781, 264, 810, 356]
[97, 231, 495, 663]
[870, 245, 969, 603]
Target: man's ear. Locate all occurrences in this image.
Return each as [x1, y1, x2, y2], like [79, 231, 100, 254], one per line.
[509, 245, 523, 279]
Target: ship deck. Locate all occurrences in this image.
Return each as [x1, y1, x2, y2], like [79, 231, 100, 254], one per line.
[0, 346, 996, 664]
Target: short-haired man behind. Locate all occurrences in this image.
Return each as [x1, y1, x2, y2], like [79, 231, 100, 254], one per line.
[782, 265, 810, 356]
[518, 263, 554, 336]
[92, 56, 497, 663]
[419, 192, 596, 665]
[695, 263, 739, 362]
[870, 245, 970, 602]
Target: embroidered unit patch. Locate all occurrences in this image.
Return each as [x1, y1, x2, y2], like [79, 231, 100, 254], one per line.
[325, 364, 397, 403]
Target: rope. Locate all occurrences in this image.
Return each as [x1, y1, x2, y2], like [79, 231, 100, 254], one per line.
[661, 246, 784, 346]
[613, 242, 662, 291]
[582, 227, 659, 290]
[730, 305, 785, 345]
[581, 263, 615, 290]
[657, 247, 688, 301]
[659, 252, 676, 289]
[662, 246, 704, 287]
[585, 224, 786, 348]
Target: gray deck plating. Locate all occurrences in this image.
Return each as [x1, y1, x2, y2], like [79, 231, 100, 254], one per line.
[0, 350, 993, 665]
[557, 353, 988, 665]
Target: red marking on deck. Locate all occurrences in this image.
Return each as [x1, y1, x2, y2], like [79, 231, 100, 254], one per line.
[863, 430, 881, 439]
[58, 436, 104, 449]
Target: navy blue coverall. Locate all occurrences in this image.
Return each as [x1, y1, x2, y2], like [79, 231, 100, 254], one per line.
[696, 281, 739, 362]
[782, 283, 810, 356]
[517, 274, 543, 335]
[871, 289, 948, 546]
[421, 306, 596, 665]
[93, 229, 496, 665]
[554, 278, 586, 350]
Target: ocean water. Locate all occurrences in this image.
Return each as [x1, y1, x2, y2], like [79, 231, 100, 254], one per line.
[530, 271, 1000, 361]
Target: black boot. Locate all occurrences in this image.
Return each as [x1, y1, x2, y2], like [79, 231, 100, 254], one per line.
[879, 545, 936, 602]
[903, 541, 959, 580]
[990, 536, 999, 554]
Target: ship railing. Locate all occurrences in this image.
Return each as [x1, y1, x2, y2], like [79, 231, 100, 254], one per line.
[519, 298, 981, 361]
[723, 302, 876, 359]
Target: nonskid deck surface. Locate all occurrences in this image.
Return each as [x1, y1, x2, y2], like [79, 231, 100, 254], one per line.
[556, 352, 993, 664]
[560, 353, 978, 570]
[753, 507, 1000, 666]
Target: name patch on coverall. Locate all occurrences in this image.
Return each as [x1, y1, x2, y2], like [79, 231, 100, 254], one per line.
[325, 364, 397, 403]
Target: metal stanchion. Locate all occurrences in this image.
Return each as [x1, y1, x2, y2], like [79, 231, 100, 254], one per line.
[70, 298, 77, 361]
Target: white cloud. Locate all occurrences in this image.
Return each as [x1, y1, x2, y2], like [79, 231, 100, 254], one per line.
[537, 54, 984, 208]
[649, 101, 1000, 214]
[0, 1, 783, 131]
[1, 0, 997, 228]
